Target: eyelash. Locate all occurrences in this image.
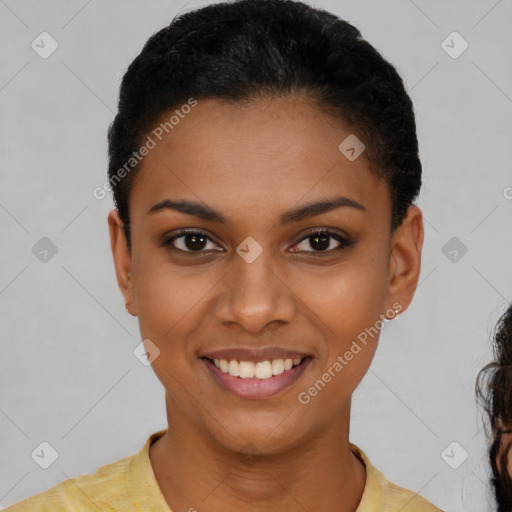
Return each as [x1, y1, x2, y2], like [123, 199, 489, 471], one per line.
[160, 228, 355, 255]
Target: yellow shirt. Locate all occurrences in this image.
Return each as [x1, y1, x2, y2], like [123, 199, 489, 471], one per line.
[4, 430, 443, 511]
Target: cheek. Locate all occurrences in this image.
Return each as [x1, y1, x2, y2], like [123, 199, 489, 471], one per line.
[134, 258, 217, 339]
[134, 269, 206, 406]
[291, 251, 390, 332]
[288, 257, 388, 399]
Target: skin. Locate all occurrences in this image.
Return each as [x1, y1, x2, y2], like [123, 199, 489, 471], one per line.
[496, 428, 512, 476]
[108, 96, 424, 512]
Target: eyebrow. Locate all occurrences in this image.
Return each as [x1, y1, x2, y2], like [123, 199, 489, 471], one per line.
[147, 196, 366, 225]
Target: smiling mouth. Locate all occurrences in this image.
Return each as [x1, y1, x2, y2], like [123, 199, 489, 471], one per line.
[207, 356, 304, 379]
[201, 356, 313, 399]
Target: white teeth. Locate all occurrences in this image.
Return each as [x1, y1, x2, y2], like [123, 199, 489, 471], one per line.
[213, 357, 303, 379]
[228, 360, 239, 377]
[255, 361, 272, 379]
[239, 361, 255, 378]
[271, 359, 284, 375]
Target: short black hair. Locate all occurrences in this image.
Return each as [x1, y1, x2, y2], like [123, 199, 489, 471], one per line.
[107, 0, 422, 249]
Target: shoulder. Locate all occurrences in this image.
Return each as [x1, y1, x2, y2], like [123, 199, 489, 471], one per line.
[382, 478, 444, 511]
[2, 455, 132, 512]
[350, 443, 444, 512]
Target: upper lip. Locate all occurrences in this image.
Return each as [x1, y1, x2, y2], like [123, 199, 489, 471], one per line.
[201, 347, 310, 362]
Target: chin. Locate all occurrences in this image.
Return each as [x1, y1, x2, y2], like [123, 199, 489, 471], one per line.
[204, 411, 308, 456]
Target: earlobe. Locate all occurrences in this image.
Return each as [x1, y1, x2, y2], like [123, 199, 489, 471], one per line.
[385, 206, 424, 315]
[125, 272, 136, 316]
[107, 209, 135, 314]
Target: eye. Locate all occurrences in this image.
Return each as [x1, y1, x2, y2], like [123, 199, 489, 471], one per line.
[289, 229, 354, 254]
[160, 228, 355, 255]
[161, 229, 223, 253]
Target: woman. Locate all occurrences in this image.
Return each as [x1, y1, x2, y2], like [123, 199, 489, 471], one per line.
[5, 0, 442, 510]
[477, 303, 512, 511]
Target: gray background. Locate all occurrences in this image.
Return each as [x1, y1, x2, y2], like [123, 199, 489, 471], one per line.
[1, 0, 511, 510]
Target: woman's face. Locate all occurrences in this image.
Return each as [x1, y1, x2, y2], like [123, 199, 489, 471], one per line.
[109, 96, 423, 454]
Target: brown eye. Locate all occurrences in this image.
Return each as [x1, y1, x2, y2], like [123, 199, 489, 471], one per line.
[290, 229, 354, 254]
[161, 230, 223, 253]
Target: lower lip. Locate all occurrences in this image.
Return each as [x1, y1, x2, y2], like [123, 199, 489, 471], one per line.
[202, 357, 312, 399]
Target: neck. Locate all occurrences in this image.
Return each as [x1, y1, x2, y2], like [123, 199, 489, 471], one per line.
[149, 396, 366, 512]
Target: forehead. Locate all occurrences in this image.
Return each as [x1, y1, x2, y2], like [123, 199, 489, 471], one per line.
[129, 96, 390, 223]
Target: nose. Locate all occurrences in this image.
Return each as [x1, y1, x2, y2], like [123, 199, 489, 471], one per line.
[213, 248, 296, 333]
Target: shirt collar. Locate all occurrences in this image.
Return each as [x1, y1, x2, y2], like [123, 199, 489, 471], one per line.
[127, 430, 384, 511]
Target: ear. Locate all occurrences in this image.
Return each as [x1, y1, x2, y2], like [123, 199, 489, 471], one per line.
[385, 205, 424, 315]
[108, 209, 136, 316]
